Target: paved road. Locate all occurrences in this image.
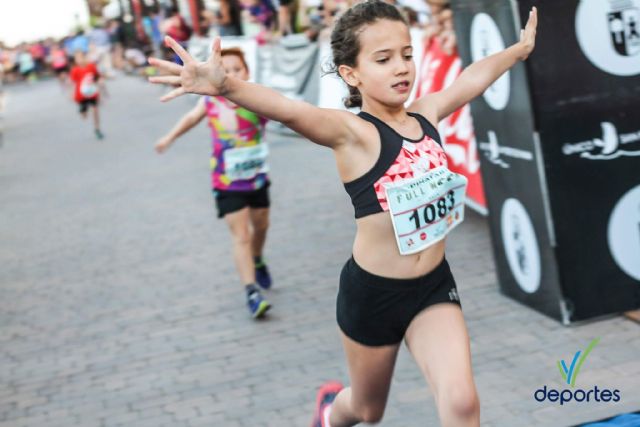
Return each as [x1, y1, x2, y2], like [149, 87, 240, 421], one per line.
[1, 77, 639, 427]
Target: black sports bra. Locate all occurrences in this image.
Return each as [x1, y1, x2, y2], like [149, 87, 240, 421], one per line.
[344, 111, 447, 218]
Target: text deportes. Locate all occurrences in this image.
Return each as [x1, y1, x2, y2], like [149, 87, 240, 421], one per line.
[534, 385, 621, 405]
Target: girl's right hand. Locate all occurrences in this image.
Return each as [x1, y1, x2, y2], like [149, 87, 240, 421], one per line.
[517, 7, 538, 60]
[148, 36, 227, 102]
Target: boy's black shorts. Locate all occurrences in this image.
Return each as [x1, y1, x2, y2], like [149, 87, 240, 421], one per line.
[213, 183, 270, 218]
[78, 98, 98, 113]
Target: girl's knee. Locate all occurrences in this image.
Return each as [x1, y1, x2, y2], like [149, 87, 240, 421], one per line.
[441, 384, 479, 419]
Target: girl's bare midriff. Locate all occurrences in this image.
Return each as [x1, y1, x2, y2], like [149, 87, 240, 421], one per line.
[352, 211, 446, 279]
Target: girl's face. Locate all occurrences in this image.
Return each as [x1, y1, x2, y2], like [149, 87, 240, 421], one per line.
[222, 54, 249, 81]
[343, 19, 415, 107]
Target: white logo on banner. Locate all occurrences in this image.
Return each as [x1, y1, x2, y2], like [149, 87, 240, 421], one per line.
[562, 122, 640, 160]
[471, 13, 510, 110]
[576, 0, 640, 76]
[501, 198, 541, 293]
[608, 184, 640, 280]
[478, 130, 534, 168]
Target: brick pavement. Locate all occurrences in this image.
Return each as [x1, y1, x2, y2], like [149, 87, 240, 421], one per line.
[1, 77, 639, 427]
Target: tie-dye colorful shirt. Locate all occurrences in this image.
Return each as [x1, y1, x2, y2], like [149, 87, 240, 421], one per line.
[205, 96, 269, 191]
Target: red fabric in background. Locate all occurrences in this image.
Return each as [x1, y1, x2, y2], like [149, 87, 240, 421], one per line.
[415, 38, 487, 212]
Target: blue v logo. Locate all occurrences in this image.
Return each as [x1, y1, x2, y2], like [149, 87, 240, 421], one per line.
[557, 338, 599, 388]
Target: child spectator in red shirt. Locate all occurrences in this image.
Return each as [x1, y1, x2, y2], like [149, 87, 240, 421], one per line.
[70, 50, 104, 139]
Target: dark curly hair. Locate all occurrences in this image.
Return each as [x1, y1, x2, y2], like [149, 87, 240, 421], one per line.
[329, 0, 407, 108]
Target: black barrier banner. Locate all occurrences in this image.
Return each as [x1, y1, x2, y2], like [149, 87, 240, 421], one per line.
[517, 0, 640, 320]
[451, 0, 565, 321]
[519, 0, 640, 112]
[533, 107, 640, 320]
[453, 0, 640, 322]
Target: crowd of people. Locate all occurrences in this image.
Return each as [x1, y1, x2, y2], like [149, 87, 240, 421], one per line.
[0, 0, 457, 84]
[1, 25, 115, 84]
[0, 0, 460, 146]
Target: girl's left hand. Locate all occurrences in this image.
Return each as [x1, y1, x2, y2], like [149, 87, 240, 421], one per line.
[148, 36, 227, 102]
[518, 6, 538, 60]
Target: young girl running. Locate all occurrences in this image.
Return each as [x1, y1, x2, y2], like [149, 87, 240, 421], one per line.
[149, 1, 537, 424]
[155, 47, 273, 319]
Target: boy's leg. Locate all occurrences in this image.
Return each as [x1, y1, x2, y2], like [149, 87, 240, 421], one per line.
[79, 101, 88, 119]
[248, 185, 272, 289]
[223, 207, 256, 285]
[219, 193, 270, 318]
[249, 207, 269, 259]
[91, 102, 103, 139]
[92, 103, 100, 130]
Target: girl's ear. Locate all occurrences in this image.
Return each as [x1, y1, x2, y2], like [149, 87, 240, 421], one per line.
[338, 64, 359, 88]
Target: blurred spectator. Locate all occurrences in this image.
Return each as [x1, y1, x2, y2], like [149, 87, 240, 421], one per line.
[318, 0, 350, 30]
[142, 11, 164, 54]
[161, 7, 192, 63]
[239, 0, 276, 38]
[162, 8, 193, 42]
[0, 47, 4, 147]
[107, 20, 126, 70]
[29, 42, 46, 74]
[202, 0, 244, 37]
[49, 43, 70, 85]
[123, 46, 149, 74]
[68, 30, 90, 54]
[0, 42, 5, 103]
[1, 45, 18, 84]
[17, 46, 36, 81]
[89, 24, 114, 76]
[276, 0, 293, 35]
[424, 0, 456, 54]
[398, 0, 430, 26]
[295, 0, 325, 40]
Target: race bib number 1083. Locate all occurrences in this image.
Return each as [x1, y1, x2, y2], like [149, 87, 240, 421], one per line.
[384, 166, 467, 255]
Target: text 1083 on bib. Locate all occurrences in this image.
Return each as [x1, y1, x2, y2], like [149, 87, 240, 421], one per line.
[384, 166, 468, 255]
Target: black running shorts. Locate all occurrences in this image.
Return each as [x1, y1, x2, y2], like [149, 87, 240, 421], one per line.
[337, 256, 461, 346]
[78, 98, 98, 113]
[213, 183, 270, 218]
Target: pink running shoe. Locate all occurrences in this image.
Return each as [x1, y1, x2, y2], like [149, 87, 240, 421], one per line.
[310, 381, 344, 427]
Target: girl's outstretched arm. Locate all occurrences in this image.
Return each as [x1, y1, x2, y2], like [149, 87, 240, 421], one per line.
[412, 7, 538, 123]
[149, 37, 357, 149]
[155, 97, 207, 153]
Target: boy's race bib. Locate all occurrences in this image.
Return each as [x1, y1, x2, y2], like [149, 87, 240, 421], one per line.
[384, 166, 467, 255]
[223, 144, 269, 181]
[80, 75, 98, 98]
